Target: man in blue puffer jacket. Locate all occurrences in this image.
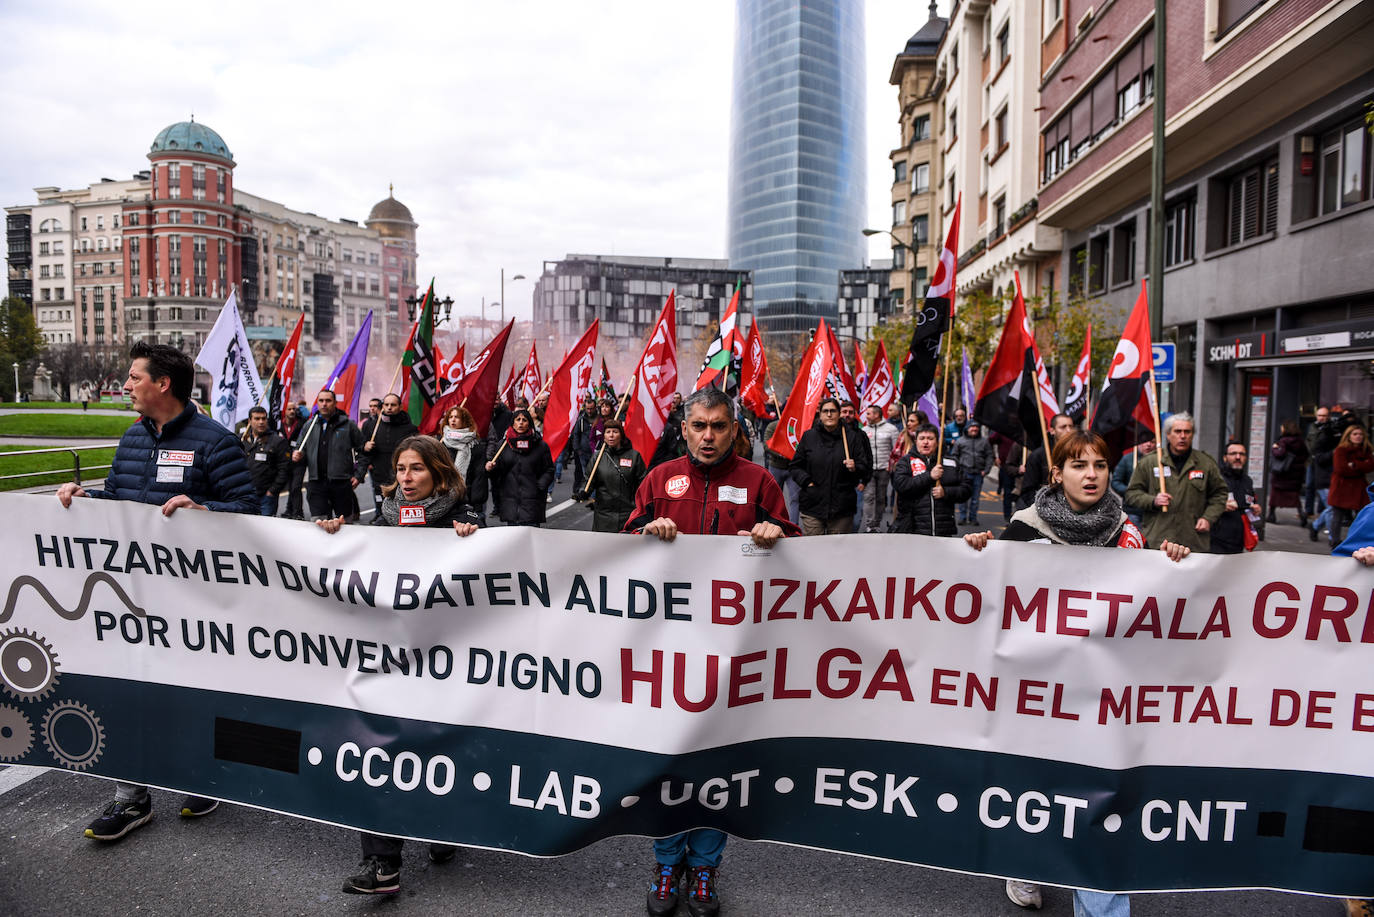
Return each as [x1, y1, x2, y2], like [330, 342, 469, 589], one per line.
[56, 340, 255, 843]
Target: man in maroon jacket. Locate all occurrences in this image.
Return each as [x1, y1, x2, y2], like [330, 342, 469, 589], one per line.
[624, 387, 799, 917]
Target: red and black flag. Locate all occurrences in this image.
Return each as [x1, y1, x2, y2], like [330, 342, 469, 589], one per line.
[1063, 323, 1092, 423]
[1090, 281, 1157, 463]
[266, 313, 304, 434]
[900, 194, 960, 406]
[973, 271, 1058, 449]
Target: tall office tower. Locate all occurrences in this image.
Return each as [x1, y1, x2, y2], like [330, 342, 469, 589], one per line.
[728, 0, 867, 333]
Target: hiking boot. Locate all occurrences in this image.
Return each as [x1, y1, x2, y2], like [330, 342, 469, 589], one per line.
[1005, 879, 1042, 909]
[85, 796, 153, 841]
[179, 795, 219, 817]
[342, 856, 400, 894]
[646, 862, 682, 916]
[686, 865, 720, 917]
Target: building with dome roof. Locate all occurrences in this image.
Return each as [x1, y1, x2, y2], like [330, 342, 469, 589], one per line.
[6, 119, 420, 382]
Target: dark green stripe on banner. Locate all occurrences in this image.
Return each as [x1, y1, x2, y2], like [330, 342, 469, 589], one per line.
[10, 673, 1372, 898]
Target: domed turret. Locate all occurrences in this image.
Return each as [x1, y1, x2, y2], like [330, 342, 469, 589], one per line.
[366, 185, 417, 241]
[149, 118, 233, 164]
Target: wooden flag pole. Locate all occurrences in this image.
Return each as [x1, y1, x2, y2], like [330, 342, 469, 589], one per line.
[1149, 372, 1168, 512]
[935, 329, 956, 465]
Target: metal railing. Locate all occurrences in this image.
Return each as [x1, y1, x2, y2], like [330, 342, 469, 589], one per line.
[0, 442, 120, 486]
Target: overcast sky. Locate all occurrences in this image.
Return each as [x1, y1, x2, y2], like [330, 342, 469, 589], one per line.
[0, 0, 950, 320]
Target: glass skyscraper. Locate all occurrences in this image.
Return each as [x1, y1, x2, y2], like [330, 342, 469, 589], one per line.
[728, 0, 867, 333]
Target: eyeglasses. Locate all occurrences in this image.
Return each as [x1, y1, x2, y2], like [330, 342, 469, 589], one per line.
[819, 408, 838, 414]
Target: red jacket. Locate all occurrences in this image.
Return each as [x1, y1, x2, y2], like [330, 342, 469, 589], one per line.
[1328, 444, 1374, 510]
[624, 451, 802, 537]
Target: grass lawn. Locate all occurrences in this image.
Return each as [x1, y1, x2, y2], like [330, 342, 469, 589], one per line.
[0, 444, 116, 491]
[0, 413, 137, 437]
[3, 400, 132, 410]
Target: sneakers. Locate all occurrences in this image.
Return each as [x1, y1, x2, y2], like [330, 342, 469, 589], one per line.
[342, 856, 400, 895]
[546, 493, 554, 503]
[1005, 879, 1043, 909]
[179, 795, 219, 817]
[428, 843, 456, 864]
[85, 796, 153, 841]
[646, 862, 682, 916]
[686, 865, 720, 917]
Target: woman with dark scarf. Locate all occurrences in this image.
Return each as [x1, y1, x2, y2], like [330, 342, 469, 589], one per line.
[964, 430, 1189, 917]
[484, 407, 555, 526]
[314, 435, 482, 895]
[437, 404, 488, 521]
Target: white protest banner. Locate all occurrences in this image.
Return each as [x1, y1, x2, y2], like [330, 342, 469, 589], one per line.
[1, 494, 1371, 898]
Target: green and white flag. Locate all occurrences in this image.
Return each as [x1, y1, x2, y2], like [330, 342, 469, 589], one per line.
[692, 280, 742, 392]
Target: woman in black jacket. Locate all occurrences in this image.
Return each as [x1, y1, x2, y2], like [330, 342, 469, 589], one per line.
[485, 408, 555, 526]
[890, 423, 971, 536]
[437, 404, 489, 521]
[789, 398, 872, 534]
[314, 435, 481, 895]
[575, 418, 647, 532]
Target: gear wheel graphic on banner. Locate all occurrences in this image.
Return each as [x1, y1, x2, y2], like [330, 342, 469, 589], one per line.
[0, 703, 34, 762]
[0, 628, 60, 702]
[42, 700, 104, 771]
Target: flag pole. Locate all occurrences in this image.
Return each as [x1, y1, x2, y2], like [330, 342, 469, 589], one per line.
[935, 328, 956, 465]
[1085, 324, 1093, 423]
[1149, 369, 1168, 512]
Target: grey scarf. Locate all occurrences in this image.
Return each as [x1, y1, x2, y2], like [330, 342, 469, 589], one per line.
[1027, 485, 1125, 546]
[380, 490, 457, 527]
[443, 427, 477, 474]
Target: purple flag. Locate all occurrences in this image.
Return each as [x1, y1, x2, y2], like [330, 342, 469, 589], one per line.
[316, 310, 373, 420]
[962, 346, 976, 416]
[918, 385, 941, 426]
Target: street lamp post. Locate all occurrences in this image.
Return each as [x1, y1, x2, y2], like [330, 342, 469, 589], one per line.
[11, 363, 18, 403]
[500, 269, 527, 325]
[862, 227, 919, 320]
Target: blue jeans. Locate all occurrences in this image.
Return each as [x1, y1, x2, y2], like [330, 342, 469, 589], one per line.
[1311, 488, 1331, 532]
[1074, 890, 1129, 917]
[652, 829, 726, 868]
[259, 493, 277, 517]
[767, 465, 801, 526]
[960, 472, 984, 523]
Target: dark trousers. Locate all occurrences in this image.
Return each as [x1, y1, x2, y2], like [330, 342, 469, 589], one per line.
[307, 478, 355, 520]
[285, 464, 307, 518]
[360, 832, 453, 869]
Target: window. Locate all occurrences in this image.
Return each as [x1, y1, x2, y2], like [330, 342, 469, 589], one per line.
[1318, 121, 1371, 215]
[53, 265, 64, 278]
[1223, 157, 1278, 245]
[894, 161, 907, 184]
[369, 253, 378, 266]
[113, 214, 120, 228]
[80, 264, 87, 276]
[948, 110, 958, 142]
[1217, 0, 1266, 37]
[1087, 233, 1109, 293]
[39, 265, 49, 279]
[892, 246, 906, 269]
[1164, 196, 1196, 267]
[343, 249, 352, 262]
[1068, 244, 1087, 296]
[915, 267, 929, 291]
[55, 288, 64, 300]
[94, 263, 104, 276]
[192, 211, 206, 225]
[996, 23, 1010, 66]
[912, 162, 930, 194]
[893, 200, 907, 225]
[96, 215, 104, 230]
[1042, 29, 1153, 184]
[947, 173, 957, 210]
[1112, 220, 1136, 285]
[167, 210, 180, 224]
[994, 108, 1008, 151]
[993, 196, 1006, 237]
[81, 217, 88, 231]
[38, 242, 49, 255]
[911, 115, 930, 142]
[912, 214, 930, 246]
[1045, 0, 1062, 24]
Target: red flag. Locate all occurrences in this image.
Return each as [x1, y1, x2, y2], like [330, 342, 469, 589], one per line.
[859, 340, 895, 415]
[1090, 281, 1157, 462]
[823, 323, 859, 405]
[421, 321, 513, 437]
[431, 343, 445, 394]
[973, 272, 1058, 448]
[519, 344, 542, 404]
[623, 294, 678, 456]
[1064, 324, 1092, 422]
[543, 321, 600, 460]
[266, 313, 303, 433]
[500, 362, 520, 409]
[440, 343, 467, 393]
[765, 319, 834, 461]
[854, 343, 868, 400]
[739, 320, 771, 417]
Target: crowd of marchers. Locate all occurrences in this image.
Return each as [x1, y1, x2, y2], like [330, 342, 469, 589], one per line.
[49, 342, 1374, 917]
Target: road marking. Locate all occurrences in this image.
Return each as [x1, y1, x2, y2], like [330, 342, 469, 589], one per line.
[547, 499, 576, 518]
[0, 765, 45, 796]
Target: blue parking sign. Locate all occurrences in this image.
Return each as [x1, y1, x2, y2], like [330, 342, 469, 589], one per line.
[1152, 343, 1176, 383]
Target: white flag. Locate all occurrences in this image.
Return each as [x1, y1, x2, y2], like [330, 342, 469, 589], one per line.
[195, 291, 263, 430]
